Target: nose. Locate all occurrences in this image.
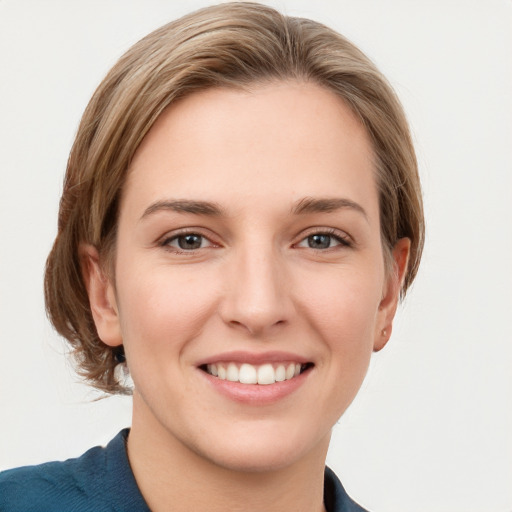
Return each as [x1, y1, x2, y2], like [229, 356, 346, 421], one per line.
[219, 243, 293, 337]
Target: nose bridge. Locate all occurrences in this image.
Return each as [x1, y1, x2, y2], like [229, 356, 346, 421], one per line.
[221, 238, 290, 335]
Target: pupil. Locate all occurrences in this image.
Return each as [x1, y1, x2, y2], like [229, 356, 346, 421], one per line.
[309, 234, 330, 249]
[179, 234, 202, 250]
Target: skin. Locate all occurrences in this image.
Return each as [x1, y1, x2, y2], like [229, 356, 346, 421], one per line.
[83, 81, 409, 512]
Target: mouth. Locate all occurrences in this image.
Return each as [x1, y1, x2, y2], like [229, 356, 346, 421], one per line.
[199, 361, 314, 385]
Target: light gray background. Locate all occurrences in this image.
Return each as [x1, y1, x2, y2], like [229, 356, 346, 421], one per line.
[1, 1, 511, 511]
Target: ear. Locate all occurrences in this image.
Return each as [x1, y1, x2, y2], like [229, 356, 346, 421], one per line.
[373, 238, 411, 352]
[79, 244, 123, 347]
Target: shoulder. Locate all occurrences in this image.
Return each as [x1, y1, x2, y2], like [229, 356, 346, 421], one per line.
[324, 466, 370, 512]
[0, 429, 148, 512]
[0, 446, 109, 511]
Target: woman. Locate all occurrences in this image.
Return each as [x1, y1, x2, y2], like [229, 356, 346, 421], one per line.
[0, 2, 423, 511]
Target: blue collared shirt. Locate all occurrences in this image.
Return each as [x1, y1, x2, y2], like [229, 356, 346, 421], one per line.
[0, 429, 368, 511]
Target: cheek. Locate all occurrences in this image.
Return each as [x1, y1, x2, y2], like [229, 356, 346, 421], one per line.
[115, 262, 220, 354]
[297, 265, 383, 352]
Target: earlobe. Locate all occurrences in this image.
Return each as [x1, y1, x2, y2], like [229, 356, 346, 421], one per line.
[79, 244, 123, 347]
[374, 238, 411, 352]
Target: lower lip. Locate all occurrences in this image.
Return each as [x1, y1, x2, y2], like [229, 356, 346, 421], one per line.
[199, 368, 312, 405]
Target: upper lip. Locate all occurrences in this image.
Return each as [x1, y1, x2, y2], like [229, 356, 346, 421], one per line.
[196, 350, 312, 367]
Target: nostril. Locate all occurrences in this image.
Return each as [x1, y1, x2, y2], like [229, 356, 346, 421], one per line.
[226, 318, 287, 336]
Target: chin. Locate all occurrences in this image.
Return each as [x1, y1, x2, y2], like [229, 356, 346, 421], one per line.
[203, 447, 308, 474]
[189, 425, 331, 474]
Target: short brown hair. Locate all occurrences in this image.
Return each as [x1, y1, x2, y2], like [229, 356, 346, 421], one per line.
[45, 1, 424, 394]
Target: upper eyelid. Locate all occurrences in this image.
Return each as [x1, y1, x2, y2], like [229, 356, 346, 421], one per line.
[155, 226, 353, 247]
[159, 232, 219, 254]
[158, 227, 217, 243]
[295, 227, 352, 243]
[295, 234, 351, 250]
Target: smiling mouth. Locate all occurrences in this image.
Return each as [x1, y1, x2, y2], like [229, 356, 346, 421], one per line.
[200, 362, 314, 385]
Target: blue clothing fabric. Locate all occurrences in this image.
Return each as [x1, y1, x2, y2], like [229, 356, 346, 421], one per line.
[0, 429, 369, 511]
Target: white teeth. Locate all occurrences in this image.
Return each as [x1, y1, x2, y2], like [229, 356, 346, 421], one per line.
[205, 362, 308, 385]
[275, 365, 286, 382]
[239, 363, 257, 384]
[257, 364, 275, 385]
[226, 363, 239, 382]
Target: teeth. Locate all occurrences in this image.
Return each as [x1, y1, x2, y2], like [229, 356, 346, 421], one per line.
[239, 363, 257, 384]
[275, 365, 286, 382]
[257, 364, 275, 385]
[226, 363, 239, 382]
[205, 362, 308, 385]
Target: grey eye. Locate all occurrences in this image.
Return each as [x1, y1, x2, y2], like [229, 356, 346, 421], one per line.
[163, 234, 206, 250]
[162, 231, 215, 252]
[296, 232, 348, 250]
[177, 234, 203, 250]
[307, 234, 333, 249]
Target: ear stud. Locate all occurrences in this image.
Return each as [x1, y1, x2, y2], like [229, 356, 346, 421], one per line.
[381, 329, 387, 337]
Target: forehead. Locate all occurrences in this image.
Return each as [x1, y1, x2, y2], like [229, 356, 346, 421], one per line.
[124, 81, 378, 220]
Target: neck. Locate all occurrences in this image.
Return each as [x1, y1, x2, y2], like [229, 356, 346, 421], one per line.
[127, 393, 330, 512]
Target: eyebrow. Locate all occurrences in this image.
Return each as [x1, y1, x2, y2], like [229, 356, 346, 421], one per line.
[291, 197, 368, 220]
[140, 197, 368, 222]
[140, 200, 225, 220]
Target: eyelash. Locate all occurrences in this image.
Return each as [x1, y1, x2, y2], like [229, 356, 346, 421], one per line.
[294, 228, 352, 250]
[159, 228, 352, 254]
[159, 229, 217, 254]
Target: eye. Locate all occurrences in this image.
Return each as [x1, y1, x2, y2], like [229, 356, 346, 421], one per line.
[296, 231, 350, 250]
[163, 233, 212, 251]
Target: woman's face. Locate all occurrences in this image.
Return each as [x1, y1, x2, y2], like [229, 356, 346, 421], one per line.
[89, 81, 407, 472]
